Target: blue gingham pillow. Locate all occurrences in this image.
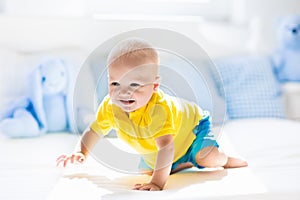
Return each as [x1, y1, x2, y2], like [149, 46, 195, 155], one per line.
[213, 55, 285, 119]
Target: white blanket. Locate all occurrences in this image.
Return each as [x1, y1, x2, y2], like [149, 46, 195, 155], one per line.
[1, 118, 300, 200]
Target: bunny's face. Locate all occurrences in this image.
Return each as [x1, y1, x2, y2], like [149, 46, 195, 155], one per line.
[39, 59, 68, 95]
[278, 15, 300, 49]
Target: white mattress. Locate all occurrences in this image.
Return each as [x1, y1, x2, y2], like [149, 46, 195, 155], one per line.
[1, 118, 300, 200]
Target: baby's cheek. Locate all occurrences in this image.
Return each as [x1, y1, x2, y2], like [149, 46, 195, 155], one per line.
[108, 87, 115, 97]
[138, 93, 153, 104]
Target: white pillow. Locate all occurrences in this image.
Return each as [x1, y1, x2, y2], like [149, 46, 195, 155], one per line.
[214, 55, 285, 119]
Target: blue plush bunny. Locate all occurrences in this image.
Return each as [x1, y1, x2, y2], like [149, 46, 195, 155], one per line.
[0, 58, 75, 137]
[272, 15, 300, 82]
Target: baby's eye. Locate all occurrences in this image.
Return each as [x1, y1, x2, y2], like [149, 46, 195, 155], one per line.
[130, 83, 141, 87]
[111, 82, 120, 86]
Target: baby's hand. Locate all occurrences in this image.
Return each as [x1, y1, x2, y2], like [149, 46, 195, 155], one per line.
[56, 152, 86, 167]
[133, 182, 162, 191]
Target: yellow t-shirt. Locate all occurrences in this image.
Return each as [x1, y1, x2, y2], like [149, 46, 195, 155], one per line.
[90, 90, 204, 168]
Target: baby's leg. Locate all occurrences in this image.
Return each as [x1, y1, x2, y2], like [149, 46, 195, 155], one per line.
[171, 162, 194, 174]
[195, 146, 248, 168]
[140, 162, 194, 175]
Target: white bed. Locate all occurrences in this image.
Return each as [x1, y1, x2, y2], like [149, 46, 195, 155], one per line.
[1, 118, 300, 200]
[1, 16, 300, 200]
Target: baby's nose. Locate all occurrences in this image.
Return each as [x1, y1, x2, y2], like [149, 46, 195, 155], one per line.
[118, 87, 132, 96]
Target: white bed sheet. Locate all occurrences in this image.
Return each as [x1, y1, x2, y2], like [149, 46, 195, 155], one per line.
[222, 118, 300, 196]
[1, 118, 300, 200]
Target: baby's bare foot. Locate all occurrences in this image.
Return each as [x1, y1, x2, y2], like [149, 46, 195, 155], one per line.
[224, 157, 248, 168]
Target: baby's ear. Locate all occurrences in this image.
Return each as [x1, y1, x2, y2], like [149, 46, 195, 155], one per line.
[153, 83, 159, 91]
[153, 76, 160, 91]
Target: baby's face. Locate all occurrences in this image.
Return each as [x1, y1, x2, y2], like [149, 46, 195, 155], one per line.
[108, 60, 159, 113]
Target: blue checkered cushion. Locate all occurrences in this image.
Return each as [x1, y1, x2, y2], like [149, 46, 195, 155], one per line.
[214, 55, 285, 119]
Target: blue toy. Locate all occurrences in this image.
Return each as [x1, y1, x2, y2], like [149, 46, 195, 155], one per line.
[272, 15, 300, 82]
[0, 58, 75, 137]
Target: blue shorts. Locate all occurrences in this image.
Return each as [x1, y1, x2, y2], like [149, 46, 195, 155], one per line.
[139, 114, 219, 171]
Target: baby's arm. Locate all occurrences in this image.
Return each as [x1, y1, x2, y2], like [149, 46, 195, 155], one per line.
[56, 128, 101, 167]
[133, 134, 174, 191]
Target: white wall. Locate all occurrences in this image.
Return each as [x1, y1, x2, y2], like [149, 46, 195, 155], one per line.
[1, 0, 300, 55]
[230, 0, 300, 52]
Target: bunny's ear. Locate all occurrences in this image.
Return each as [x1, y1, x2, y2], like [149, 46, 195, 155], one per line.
[28, 65, 47, 133]
[60, 59, 70, 95]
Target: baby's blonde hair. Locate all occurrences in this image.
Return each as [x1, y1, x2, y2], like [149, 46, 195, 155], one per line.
[107, 38, 159, 67]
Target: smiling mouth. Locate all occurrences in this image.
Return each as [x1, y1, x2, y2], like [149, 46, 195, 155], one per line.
[120, 99, 135, 105]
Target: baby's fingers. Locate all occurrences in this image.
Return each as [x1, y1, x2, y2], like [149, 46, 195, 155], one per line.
[56, 154, 72, 167]
[56, 153, 85, 167]
[56, 155, 67, 167]
[56, 155, 66, 163]
[133, 183, 162, 191]
[133, 183, 142, 190]
[63, 157, 72, 167]
[71, 154, 76, 164]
